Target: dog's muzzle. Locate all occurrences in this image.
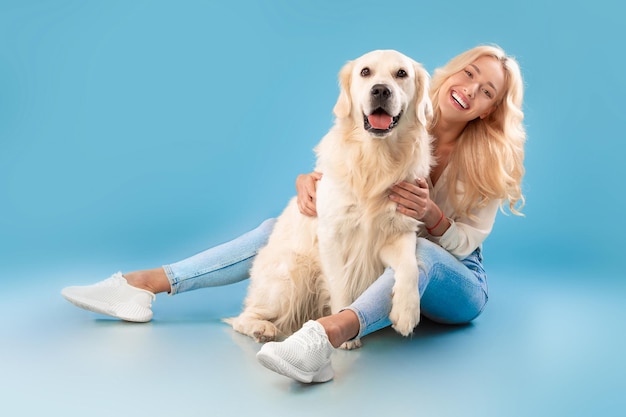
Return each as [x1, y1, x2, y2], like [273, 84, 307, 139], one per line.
[363, 84, 401, 136]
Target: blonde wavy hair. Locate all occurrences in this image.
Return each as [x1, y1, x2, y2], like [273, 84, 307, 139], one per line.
[430, 45, 526, 218]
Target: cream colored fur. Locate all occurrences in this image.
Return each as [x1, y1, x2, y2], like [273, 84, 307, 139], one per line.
[226, 50, 432, 348]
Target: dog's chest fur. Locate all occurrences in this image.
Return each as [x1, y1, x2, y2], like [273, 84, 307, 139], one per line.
[313, 123, 430, 281]
[315, 122, 431, 223]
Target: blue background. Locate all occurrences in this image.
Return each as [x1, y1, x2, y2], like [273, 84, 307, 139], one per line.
[1, 1, 624, 416]
[2, 0, 624, 276]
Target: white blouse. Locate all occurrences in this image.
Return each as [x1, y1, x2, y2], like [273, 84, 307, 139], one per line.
[419, 167, 500, 260]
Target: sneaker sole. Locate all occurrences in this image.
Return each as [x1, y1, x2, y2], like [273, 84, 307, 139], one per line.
[256, 349, 334, 383]
[61, 291, 152, 323]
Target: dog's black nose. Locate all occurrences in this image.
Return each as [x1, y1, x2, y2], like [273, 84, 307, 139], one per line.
[370, 84, 391, 100]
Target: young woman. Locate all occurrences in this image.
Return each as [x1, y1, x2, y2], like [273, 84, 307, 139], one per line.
[62, 44, 526, 384]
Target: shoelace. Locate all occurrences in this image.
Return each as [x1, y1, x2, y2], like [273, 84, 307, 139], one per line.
[293, 324, 327, 350]
[95, 275, 156, 302]
[94, 275, 123, 287]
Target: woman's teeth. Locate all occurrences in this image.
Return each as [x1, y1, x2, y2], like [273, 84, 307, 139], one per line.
[452, 91, 468, 109]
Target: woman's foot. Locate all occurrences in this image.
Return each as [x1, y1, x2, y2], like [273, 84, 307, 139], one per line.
[256, 320, 335, 383]
[61, 272, 156, 322]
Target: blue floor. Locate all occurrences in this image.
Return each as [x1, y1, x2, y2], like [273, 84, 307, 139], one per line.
[2, 265, 623, 417]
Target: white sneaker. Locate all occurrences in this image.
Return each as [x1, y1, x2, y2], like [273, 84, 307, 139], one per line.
[61, 272, 156, 322]
[256, 320, 334, 383]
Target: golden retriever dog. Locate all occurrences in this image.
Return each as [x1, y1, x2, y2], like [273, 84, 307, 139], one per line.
[226, 50, 432, 348]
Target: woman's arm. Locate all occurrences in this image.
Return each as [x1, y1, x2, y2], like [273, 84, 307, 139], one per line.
[432, 199, 499, 259]
[389, 179, 499, 259]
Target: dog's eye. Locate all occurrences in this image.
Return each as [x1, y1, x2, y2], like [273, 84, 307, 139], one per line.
[396, 69, 407, 78]
[360, 67, 370, 77]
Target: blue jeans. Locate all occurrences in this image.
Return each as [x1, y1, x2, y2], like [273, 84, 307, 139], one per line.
[163, 218, 488, 336]
[346, 238, 488, 339]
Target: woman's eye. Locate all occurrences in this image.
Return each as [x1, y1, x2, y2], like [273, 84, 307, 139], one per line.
[464, 70, 472, 77]
[396, 69, 407, 78]
[361, 67, 370, 77]
[482, 89, 492, 98]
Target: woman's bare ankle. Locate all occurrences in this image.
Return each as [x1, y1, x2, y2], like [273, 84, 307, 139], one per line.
[318, 310, 360, 348]
[124, 268, 171, 294]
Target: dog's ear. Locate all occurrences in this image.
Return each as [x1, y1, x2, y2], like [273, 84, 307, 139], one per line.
[413, 62, 433, 127]
[333, 60, 354, 119]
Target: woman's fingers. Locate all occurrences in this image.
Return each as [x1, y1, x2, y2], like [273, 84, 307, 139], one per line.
[390, 179, 430, 219]
[296, 172, 322, 217]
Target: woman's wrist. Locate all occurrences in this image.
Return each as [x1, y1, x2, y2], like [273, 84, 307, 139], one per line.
[425, 203, 446, 235]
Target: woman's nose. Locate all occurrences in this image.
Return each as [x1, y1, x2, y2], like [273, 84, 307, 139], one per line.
[464, 84, 477, 98]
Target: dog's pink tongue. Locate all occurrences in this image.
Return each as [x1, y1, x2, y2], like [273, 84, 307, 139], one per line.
[368, 113, 392, 129]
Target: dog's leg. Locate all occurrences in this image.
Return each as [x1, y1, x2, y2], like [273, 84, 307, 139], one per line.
[328, 281, 352, 315]
[380, 233, 420, 336]
[317, 232, 351, 315]
[317, 241, 365, 350]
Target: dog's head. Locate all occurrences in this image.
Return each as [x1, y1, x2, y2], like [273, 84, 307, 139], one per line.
[333, 50, 432, 138]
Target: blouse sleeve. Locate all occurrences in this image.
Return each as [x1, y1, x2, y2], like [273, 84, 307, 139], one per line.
[428, 198, 500, 260]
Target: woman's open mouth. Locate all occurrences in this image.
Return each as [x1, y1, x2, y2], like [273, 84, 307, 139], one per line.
[451, 91, 469, 109]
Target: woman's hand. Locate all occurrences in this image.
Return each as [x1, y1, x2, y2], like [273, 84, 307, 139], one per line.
[296, 171, 322, 217]
[389, 178, 431, 220]
[390, 178, 448, 235]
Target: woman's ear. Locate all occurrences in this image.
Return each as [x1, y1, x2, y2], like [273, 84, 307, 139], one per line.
[413, 62, 433, 127]
[333, 60, 354, 119]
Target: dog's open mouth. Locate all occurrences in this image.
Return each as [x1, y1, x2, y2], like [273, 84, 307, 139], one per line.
[363, 108, 401, 135]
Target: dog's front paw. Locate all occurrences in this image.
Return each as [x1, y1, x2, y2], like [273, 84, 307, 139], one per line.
[339, 339, 362, 350]
[389, 290, 420, 337]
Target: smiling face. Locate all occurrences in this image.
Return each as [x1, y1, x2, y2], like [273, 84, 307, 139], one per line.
[437, 55, 506, 124]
